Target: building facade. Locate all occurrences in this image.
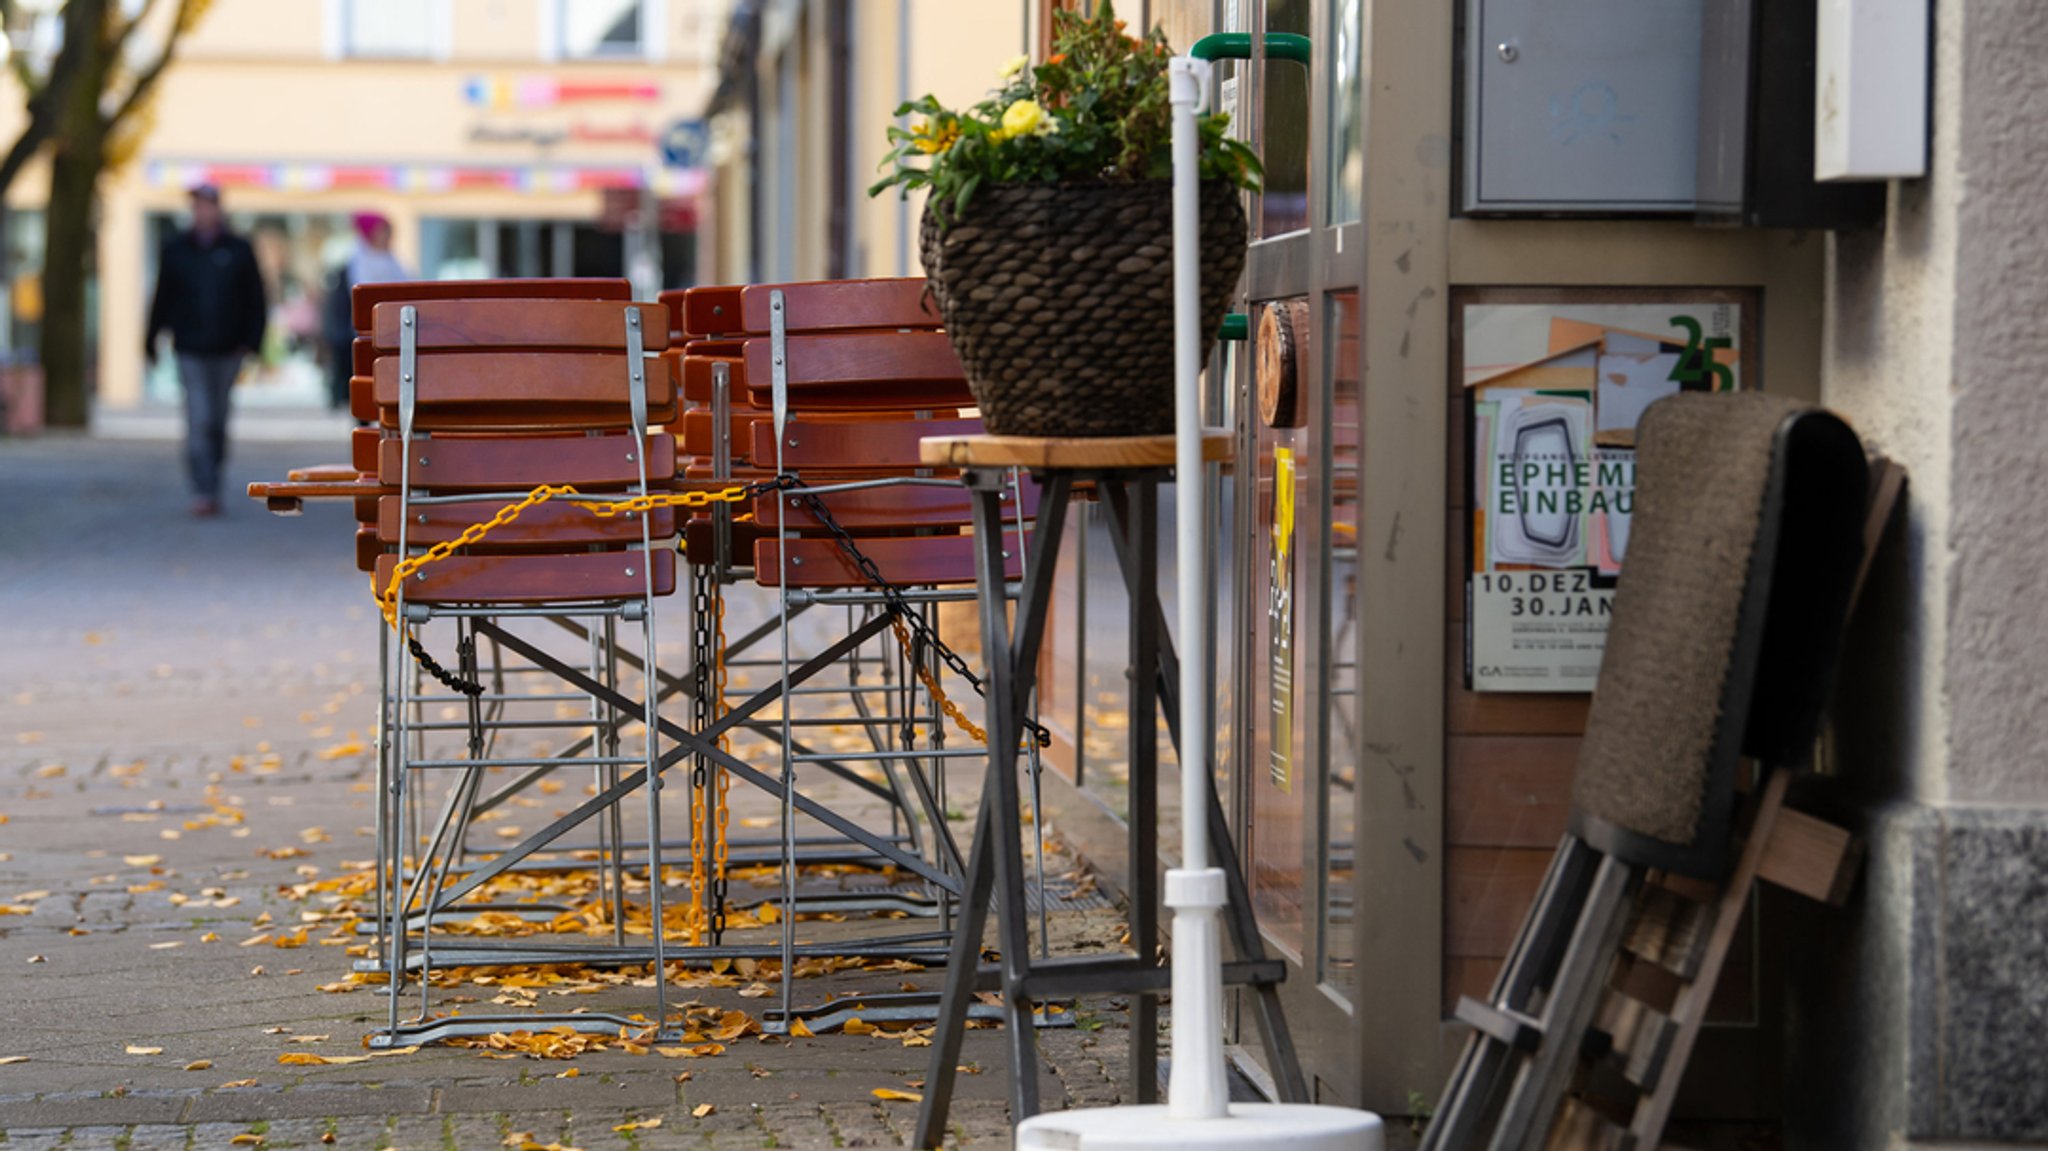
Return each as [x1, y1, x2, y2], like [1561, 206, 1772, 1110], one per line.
[696, 0, 2048, 1145]
[8, 0, 723, 414]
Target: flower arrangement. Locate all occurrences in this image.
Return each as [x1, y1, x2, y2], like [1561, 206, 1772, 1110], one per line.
[869, 0, 1262, 225]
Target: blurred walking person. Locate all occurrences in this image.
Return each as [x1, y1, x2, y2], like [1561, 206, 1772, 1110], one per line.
[323, 212, 410, 411]
[144, 183, 268, 517]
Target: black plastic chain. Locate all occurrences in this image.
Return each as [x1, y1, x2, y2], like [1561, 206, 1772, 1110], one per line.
[777, 479, 1052, 749]
[408, 631, 487, 698]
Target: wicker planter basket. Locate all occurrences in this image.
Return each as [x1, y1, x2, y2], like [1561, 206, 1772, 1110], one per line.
[920, 180, 1248, 438]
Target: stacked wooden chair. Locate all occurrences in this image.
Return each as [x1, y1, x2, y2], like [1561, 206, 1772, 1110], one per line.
[1423, 393, 1898, 1151]
[663, 278, 1048, 1028]
[251, 275, 1067, 1047]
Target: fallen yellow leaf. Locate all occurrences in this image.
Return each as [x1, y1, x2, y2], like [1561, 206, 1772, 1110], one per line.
[125, 1045, 163, 1055]
[789, 1018, 815, 1038]
[123, 854, 162, 867]
[0, 1056, 28, 1065]
[184, 1059, 213, 1071]
[692, 1103, 716, 1117]
[872, 1088, 923, 1102]
[230, 1135, 265, 1146]
[613, 1117, 662, 1132]
[277, 1052, 371, 1066]
[220, 1078, 258, 1088]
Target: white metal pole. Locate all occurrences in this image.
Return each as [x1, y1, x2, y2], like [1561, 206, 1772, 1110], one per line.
[1164, 54, 1230, 1123]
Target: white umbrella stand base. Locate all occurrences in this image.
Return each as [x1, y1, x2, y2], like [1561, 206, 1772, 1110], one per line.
[1015, 1103, 1386, 1151]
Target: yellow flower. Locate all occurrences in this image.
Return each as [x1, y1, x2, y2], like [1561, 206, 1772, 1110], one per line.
[910, 115, 960, 154]
[999, 54, 1030, 80]
[998, 99, 1045, 140]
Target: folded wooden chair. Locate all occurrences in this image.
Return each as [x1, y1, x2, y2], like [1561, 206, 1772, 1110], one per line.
[362, 292, 690, 1047]
[1424, 393, 1895, 1151]
[667, 278, 1049, 1029]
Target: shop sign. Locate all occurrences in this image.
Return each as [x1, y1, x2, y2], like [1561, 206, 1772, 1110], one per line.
[1462, 298, 1744, 693]
[1268, 447, 1297, 792]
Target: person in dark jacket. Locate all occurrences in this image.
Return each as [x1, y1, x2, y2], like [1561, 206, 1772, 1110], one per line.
[144, 183, 268, 517]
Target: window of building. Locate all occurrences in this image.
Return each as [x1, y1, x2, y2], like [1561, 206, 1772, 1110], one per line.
[560, 0, 646, 58]
[333, 0, 449, 59]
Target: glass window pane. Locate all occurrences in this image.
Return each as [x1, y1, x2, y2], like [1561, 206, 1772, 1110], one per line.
[1258, 0, 1312, 236]
[1318, 291, 1361, 1000]
[347, 0, 434, 57]
[1325, 0, 1364, 224]
[563, 0, 643, 57]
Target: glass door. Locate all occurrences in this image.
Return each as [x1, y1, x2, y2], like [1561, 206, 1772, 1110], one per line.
[1229, 0, 1368, 1104]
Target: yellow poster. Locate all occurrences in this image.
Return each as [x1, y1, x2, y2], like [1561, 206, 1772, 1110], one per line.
[1268, 447, 1296, 794]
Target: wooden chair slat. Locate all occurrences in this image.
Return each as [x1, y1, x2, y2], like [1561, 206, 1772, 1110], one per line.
[681, 410, 763, 461]
[376, 496, 676, 548]
[752, 532, 1025, 588]
[743, 330, 965, 389]
[288, 463, 361, 483]
[757, 417, 982, 471]
[754, 483, 1031, 530]
[375, 433, 677, 489]
[356, 527, 383, 573]
[370, 300, 667, 352]
[656, 288, 689, 345]
[681, 285, 745, 338]
[350, 277, 629, 333]
[371, 352, 676, 420]
[681, 354, 755, 406]
[738, 278, 940, 334]
[373, 549, 676, 603]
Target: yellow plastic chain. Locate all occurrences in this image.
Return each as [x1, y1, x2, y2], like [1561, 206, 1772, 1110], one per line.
[712, 596, 733, 903]
[374, 480, 993, 748]
[374, 482, 753, 630]
[891, 617, 987, 746]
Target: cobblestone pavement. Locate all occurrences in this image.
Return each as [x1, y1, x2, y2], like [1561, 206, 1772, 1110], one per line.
[0, 436, 1144, 1150]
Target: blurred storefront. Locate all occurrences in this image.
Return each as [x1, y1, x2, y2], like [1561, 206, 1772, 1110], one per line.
[44, 0, 724, 413]
[698, 0, 2048, 1145]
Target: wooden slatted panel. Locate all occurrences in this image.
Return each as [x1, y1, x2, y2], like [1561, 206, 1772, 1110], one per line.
[356, 526, 383, 573]
[372, 352, 676, 419]
[375, 497, 675, 548]
[1543, 1097, 1632, 1151]
[752, 532, 1025, 588]
[375, 433, 677, 489]
[759, 417, 982, 471]
[738, 277, 940, 334]
[682, 353, 753, 405]
[681, 284, 745, 337]
[754, 481, 1035, 531]
[373, 549, 675, 603]
[741, 331, 973, 409]
[350, 277, 629, 333]
[682, 410, 767, 461]
[1593, 986, 1679, 1091]
[656, 288, 689, 344]
[1621, 885, 1712, 981]
[369, 300, 666, 352]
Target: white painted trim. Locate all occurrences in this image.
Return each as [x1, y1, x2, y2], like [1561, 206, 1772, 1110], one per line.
[1815, 0, 1929, 181]
[321, 0, 346, 61]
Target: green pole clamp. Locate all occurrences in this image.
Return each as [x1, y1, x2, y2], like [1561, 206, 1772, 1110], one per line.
[1218, 313, 1250, 342]
[1189, 32, 1311, 67]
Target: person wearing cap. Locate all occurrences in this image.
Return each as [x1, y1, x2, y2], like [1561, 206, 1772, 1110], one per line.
[322, 211, 411, 411]
[144, 183, 268, 517]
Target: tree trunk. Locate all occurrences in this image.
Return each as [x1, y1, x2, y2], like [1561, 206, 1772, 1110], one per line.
[37, 0, 108, 429]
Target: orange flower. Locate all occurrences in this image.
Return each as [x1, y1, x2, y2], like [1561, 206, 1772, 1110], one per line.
[1048, 53, 1066, 65]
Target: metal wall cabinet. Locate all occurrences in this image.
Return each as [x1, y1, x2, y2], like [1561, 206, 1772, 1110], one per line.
[1462, 0, 1702, 214]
